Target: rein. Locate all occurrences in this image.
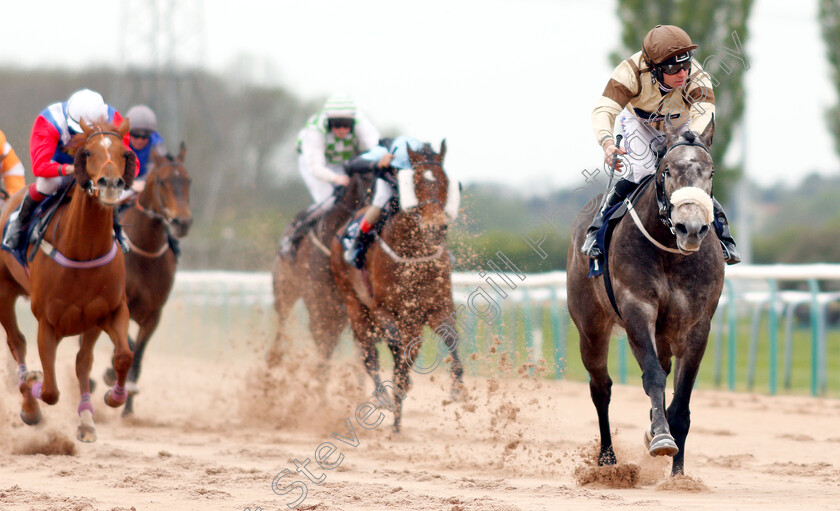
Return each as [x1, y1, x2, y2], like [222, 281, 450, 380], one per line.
[374, 233, 445, 264]
[655, 138, 711, 232]
[622, 136, 711, 256]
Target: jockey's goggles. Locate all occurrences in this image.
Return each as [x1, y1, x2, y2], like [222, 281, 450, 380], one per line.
[328, 118, 355, 130]
[130, 129, 152, 139]
[659, 51, 693, 75]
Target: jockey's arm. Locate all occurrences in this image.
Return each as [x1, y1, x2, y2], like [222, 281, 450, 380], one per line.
[683, 62, 716, 138]
[345, 146, 394, 175]
[30, 116, 66, 178]
[300, 128, 347, 185]
[592, 58, 640, 169]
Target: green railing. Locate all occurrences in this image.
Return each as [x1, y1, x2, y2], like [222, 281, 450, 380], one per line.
[155, 266, 840, 397]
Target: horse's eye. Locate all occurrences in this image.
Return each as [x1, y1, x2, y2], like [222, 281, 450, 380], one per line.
[83, 150, 91, 157]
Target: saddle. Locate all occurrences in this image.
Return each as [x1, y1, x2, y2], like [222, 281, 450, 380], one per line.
[586, 174, 656, 319]
[1, 183, 74, 269]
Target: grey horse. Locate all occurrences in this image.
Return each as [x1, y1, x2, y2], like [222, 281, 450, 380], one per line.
[566, 120, 724, 476]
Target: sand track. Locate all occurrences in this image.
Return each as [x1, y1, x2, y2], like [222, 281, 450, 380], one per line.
[1, 339, 840, 511]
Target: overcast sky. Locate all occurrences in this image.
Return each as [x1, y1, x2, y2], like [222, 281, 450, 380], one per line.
[0, 0, 835, 193]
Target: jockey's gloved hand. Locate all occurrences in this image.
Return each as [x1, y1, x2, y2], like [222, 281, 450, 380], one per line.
[603, 139, 627, 172]
[377, 153, 395, 169]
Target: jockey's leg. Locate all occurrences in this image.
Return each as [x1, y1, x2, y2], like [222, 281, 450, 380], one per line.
[281, 158, 343, 261]
[712, 198, 741, 265]
[342, 177, 392, 268]
[581, 179, 639, 259]
[3, 179, 60, 250]
[280, 195, 337, 261]
[112, 208, 129, 254]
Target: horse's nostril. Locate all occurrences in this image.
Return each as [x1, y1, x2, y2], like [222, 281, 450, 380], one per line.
[97, 177, 108, 188]
[675, 223, 688, 235]
[699, 224, 710, 236]
[116, 178, 125, 189]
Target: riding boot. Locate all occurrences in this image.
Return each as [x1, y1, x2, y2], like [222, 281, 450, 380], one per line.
[3, 194, 39, 250]
[712, 198, 741, 265]
[279, 211, 310, 262]
[580, 185, 626, 259]
[341, 219, 375, 269]
[113, 210, 130, 254]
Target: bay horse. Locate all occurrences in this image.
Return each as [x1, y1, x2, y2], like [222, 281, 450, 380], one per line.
[331, 141, 464, 432]
[566, 120, 723, 475]
[0, 118, 136, 442]
[270, 172, 372, 372]
[103, 144, 192, 416]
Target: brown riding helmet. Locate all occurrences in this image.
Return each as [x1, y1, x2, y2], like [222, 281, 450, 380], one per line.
[642, 25, 698, 66]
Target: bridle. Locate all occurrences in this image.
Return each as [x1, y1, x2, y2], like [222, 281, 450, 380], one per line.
[410, 160, 446, 210]
[81, 130, 124, 196]
[135, 164, 176, 225]
[655, 137, 711, 234]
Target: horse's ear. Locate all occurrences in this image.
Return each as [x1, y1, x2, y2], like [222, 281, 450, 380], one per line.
[178, 141, 186, 162]
[662, 119, 682, 147]
[81, 119, 93, 136]
[117, 117, 130, 139]
[439, 139, 446, 161]
[700, 114, 714, 148]
[151, 150, 167, 168]
[406, 143, 419, 165]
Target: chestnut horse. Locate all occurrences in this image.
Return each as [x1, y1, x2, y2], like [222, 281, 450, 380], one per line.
[0, 118, 136, 442]
[566, 121, 723, 475]
[103, 144, 192, 416]
[331, 141, 464, 432]
[270, 172, 372, 373]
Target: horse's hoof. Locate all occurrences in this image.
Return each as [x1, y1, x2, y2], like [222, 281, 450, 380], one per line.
[104, 390, 126, 408]
[20, 408, 42, 426]
[647, 432, 679, 457]
[126, 382, 140, 395]
[103, 368, 117, 387]
[77, 424, 97, 443]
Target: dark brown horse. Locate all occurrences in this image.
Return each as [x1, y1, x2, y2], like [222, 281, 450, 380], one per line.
[103, 144, 192, 416]
[566, 121, 723, 475]
[270, 172, 372, 371]
[331, 141, 464, 432]
[0, 118, 137, 442]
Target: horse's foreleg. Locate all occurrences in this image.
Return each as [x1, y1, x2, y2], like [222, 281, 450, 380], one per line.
[0, 296, 28, 388]
[35, 319, 60, 405]
[390, 325, 421, 434]
[428, 306, 465, 401]
[76, 329, 100, 442]
[579, 327, 615, 465]
[624, 311, 677, 458]
[122, 311, 161, 416]
[666, 324, 710, 475]
[102, 302, 132, 408]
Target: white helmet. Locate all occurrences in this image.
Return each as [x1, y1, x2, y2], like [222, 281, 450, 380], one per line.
[126, 105, 157, 132]
[66, 89, 107, 133]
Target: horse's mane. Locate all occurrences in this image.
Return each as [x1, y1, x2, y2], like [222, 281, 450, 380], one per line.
[412, 143, 438, 161]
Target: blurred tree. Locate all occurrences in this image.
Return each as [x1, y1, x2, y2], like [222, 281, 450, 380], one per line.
[610, 0, 755, 203]
[819, 0, 840, 159]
